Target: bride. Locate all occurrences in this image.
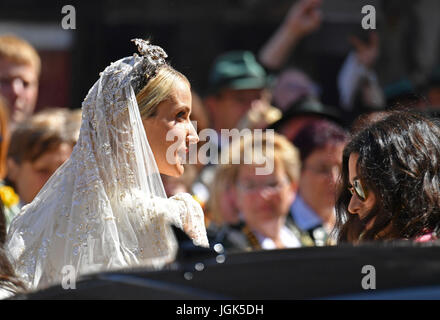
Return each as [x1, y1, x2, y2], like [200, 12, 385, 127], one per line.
[6, 39, 209, 290]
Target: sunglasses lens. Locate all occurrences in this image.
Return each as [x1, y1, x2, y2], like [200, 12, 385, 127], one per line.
[354, 180, 366, 201]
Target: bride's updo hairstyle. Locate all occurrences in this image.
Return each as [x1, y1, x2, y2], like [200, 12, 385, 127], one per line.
[130, 39, 190, 119]
[135, 64, 189, 119]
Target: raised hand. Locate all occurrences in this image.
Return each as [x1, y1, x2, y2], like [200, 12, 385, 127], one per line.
[349, 32, 379, 68]
[259, 0, 323, 70]
[283, 0, 323, 38]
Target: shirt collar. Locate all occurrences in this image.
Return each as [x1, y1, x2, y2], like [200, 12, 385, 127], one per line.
[291, 195, 323, 231]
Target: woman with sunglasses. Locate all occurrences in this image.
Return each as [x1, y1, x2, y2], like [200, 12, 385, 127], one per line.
[335, 111, 440, 243]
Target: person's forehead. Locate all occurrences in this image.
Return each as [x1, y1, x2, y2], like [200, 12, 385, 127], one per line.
[306, 143, 345, 163]
[323, 143, 345, 159]
[162, 81, 191, 108]
[0, 58, 37, 79]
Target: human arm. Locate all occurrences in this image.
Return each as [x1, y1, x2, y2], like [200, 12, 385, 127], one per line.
[166, 192, 209, 248]
[338, 32, 384, 110]
[259, 0, 323, 70]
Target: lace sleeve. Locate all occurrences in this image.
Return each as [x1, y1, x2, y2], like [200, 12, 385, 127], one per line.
[166, 193, 209, 248]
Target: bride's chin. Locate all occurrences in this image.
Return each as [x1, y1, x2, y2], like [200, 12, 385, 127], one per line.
[159, 153, 185, 177]
[166, 163, 184, 178]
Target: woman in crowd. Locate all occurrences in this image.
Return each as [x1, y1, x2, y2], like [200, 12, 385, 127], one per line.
[220, 132, 313, 251]
[335, 111, 440, 243]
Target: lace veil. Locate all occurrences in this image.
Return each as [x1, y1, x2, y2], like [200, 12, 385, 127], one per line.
[6, 40, 208, 290]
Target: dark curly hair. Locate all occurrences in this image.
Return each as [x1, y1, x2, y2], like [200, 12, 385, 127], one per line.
[335, 111, 440, 243]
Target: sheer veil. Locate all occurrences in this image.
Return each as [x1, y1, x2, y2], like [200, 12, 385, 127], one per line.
[6, 40, 209, 290]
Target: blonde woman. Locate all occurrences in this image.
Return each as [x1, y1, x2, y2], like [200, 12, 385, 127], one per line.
[6, 40, 208, 290]
[218, 132, 313, 251]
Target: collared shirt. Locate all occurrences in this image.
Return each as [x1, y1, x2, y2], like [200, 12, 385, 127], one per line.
[253, 226, 302, 250]
[290, 195, 323, 231]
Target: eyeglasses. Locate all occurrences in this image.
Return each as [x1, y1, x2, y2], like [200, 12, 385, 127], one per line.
[348, 178, 368, 201]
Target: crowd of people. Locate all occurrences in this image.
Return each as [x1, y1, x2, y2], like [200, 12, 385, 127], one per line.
[1, 0, 440, 299]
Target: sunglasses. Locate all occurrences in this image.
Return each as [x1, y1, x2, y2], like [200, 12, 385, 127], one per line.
[348, 178, 368, 201]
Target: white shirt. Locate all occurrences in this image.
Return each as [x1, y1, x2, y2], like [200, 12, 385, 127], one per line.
[254, 226, 301, 250]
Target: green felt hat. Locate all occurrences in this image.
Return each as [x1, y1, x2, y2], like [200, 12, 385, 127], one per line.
[208, 51, 267, 94]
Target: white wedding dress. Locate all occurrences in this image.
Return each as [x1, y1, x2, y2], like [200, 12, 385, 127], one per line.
[6, 40, 209, 291]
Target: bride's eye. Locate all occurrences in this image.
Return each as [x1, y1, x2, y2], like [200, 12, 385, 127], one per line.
[176, 111, 187, 120]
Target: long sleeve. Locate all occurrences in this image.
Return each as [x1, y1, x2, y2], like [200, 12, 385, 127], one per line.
[338, 52, 382, 111]
[163, 193, 209, 248]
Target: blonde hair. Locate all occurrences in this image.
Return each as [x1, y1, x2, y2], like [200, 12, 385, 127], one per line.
[0, 35, 41, 75]
[135, 65, 189, 118]
[227, 131, 301, 185]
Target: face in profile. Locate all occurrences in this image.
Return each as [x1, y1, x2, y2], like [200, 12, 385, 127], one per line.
[347, 153, 376, 229]
[142, 79, 199, 177]
[8, 142, 72, 204]
[0, 59, 38, 125]
[235, 163, 297, 231]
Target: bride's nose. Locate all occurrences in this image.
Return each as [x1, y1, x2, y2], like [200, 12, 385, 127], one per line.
[187, 121, 199, 145]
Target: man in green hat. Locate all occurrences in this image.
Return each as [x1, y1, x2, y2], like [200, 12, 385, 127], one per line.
[204, 51, 273, 136]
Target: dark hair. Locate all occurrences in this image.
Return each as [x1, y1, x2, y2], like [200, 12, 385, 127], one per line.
[335, 111, 440, 242]
[292, 119, 348, 162]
